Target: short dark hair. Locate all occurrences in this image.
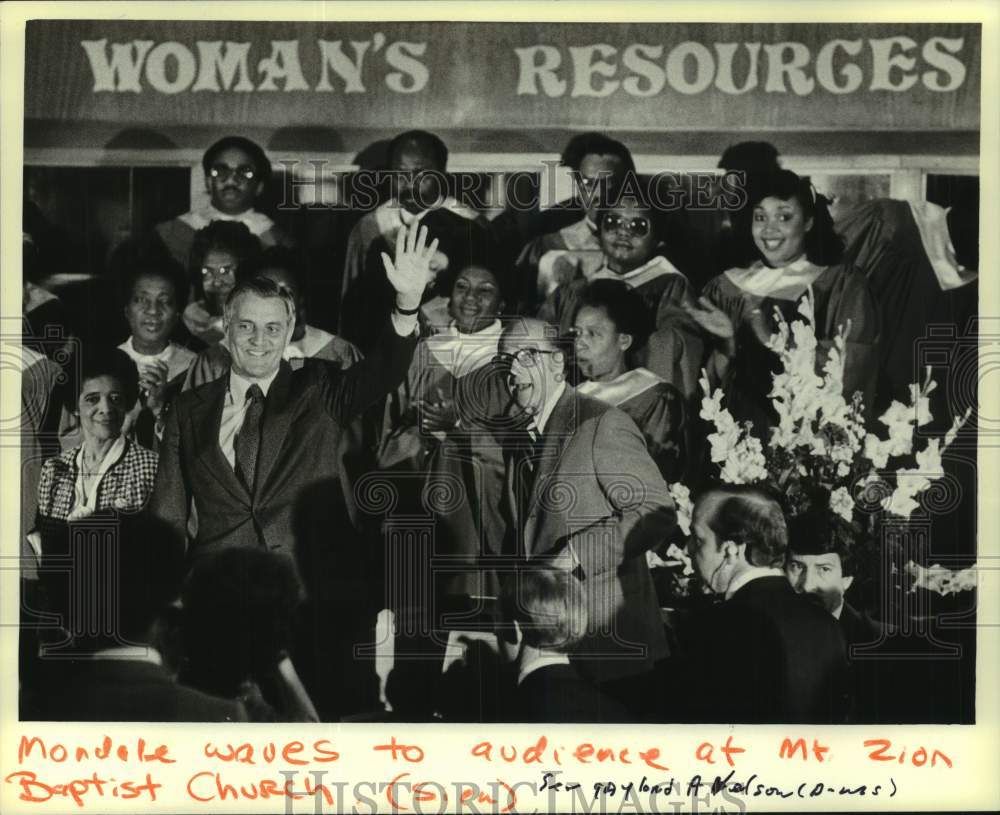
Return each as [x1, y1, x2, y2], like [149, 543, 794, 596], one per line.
[576, 278, 655, 351]
[718, 141, 781, 174]
[39, 513, 185, 650]
[501, 566, 588, 651]
[188, 221, 263, 300]
[75, 346, 140, 412]
[747, 169, 843, 266]
[702, 486, 788, 567]
[786, 507, 861, 577]
[561, 132, 635, 174]
[120, 261, 188, 312]
[181, 548, 301, 695]
[202, 135, 272, 187]
[387, 129, 448, 170]
[239, 246, 306, 292]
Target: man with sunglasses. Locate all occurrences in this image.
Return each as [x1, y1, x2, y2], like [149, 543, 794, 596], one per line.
[495, 317, 677, 718]
[153, 135, 295, 271]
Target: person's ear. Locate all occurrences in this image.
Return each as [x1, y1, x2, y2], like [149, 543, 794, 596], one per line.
[804, 215, 815, 234]
[720, 539, 745, 563]
[617, 332, 633, 353]
[842, 575, 855, 593]
[254, 180, 264, 200]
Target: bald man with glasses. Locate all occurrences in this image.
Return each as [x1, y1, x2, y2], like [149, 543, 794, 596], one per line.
[494, 317, 678, 717]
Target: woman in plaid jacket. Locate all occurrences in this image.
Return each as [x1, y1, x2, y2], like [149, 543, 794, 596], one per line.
[35, 348, 158, 524]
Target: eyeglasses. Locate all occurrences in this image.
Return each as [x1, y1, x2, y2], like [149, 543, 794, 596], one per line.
[601, 213, 651, 238]
[201, 265, 237, 280]
[492, 348, 559, 368]
[209, 163, 256, 182]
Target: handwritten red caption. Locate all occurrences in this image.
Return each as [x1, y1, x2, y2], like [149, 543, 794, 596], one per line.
[3, 734, 954, 808]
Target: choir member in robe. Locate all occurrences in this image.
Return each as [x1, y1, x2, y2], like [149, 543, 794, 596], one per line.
[690, 170, 879, 433]
[571, 279, 688, 483]
[539, 193, 704, 399]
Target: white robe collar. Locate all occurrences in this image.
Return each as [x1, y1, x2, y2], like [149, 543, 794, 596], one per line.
[724, 256, 827, 301]
[591, 255, 684, 289]
[907, 200, 977, 290]
[424, 319, 503, 379]
[577, 367, 663, 407]
[179, 205, 275, 236]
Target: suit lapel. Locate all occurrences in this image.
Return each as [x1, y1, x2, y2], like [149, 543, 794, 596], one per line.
[254, 362, 295, 497]
[193, 376, 249, 505]
[525, 387, 577, 553]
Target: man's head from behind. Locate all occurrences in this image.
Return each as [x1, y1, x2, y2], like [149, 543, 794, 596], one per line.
[223, 277, 296, 380]
[500, 566, 588, 659]
[497, 318, 567, 418]
[202, 136, 270, 216]
[785, 508, 858, 616]
[689, 487, 787, 594]
[39, 513, 185, 653]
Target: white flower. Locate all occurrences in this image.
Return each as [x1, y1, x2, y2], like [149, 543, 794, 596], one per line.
[665, 543, 694, 576]
[830, 487, 854, 523]
[668, 483, 693, 536]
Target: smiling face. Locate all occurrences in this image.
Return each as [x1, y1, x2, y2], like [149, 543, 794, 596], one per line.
[573, 304, 630, 382]
[125, 273, 178, 354]
[449, 266, 502, 334]
[785, 551, 854, 615]
[751, 195, 813, 268]
[206, 146, 263, 216]
[598, 200, 657, 275]
[225, 292, 294, 380]
[77, 375, 127, 444]
[497, 320, 563, 417]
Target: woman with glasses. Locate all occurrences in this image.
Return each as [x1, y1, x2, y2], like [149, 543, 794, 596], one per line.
[540, 193, 704, 399]
[689, 169, 878, 431]
[182, 221, 262, 346]
[571, 279, 688, 483]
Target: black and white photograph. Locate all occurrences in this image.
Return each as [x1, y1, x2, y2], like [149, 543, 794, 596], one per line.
[4, 1, 993, 782]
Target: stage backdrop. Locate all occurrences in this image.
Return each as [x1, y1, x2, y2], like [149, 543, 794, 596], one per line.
[24, 20, 980, 156]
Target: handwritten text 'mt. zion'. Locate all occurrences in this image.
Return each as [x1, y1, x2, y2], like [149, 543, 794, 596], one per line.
[80, 34, 968, 96]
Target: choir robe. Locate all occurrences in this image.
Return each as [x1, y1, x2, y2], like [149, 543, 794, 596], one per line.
[835, 198, 977, 421]
[577, 368, 688, 484]
[702, 259, 879, 433]
[540, 255, 705, 399]
[376, 321, 507, 600]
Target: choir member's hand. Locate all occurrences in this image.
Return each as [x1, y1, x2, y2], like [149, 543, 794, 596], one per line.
[138, 359, 170, 414]
[685, 297, 735, 341]
[382, 221, 440, 312]
[419, 387, 457, 432]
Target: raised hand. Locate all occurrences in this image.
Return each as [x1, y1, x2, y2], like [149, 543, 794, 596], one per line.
[685, 296, 735, 340]
[138, 359, 170, 414]
[381, 221, 440, 312]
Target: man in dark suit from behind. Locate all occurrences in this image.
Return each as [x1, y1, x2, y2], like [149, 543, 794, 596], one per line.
[149, 220, 436, 719]
[670, 487, 849, 724]
[501, 565, 630, 723]
[28, 514, 246, 722]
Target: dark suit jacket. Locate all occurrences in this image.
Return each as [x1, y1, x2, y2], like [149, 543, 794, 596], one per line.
[28, 658, 247, 722]
[514, 662, 632, 723]
[673, 576, 849, 724]
[150, 320, 416, 589]
[503, 387, 676, 684]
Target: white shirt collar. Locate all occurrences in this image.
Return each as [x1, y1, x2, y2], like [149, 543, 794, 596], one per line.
[120, 336, 174, 365]
[532, 380, 567, 435]
[179, 205, 275, 236]
[725, 566, 785, 601]
[228, 365, 281, 404]
[517, 650, 570, 686]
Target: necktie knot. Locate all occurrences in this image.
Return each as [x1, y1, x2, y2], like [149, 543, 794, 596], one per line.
[246, 383, 264, 404]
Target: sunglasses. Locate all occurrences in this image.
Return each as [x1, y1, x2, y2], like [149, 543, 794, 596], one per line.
[492, 348, 559, 368]
[601, 213, 652, 238]
[209, 163, 257, 182]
